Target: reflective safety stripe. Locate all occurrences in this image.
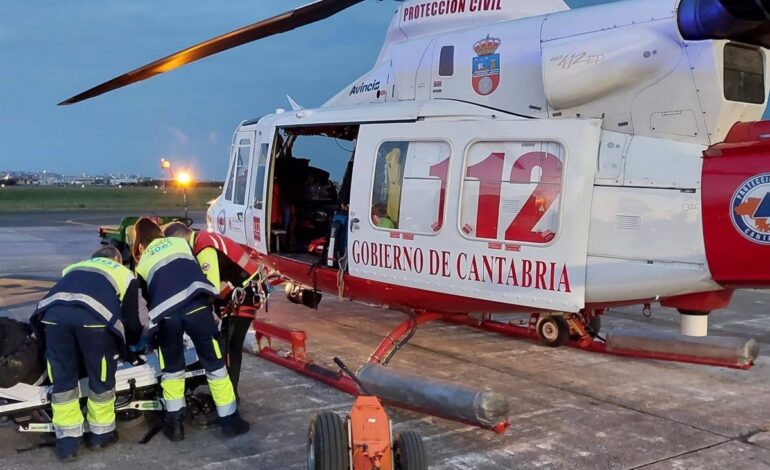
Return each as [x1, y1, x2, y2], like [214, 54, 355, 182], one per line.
[87, 389, 115, 435]
[47, 360, 53, 382]
[101, 356, 107, 382]
[53, 388, 80, 404]
[186, 306, 208, 316]
[63, 257, 134, 301]
[83, 324, 106, 328]
[161, 371, 186, 412]
[37, 293, 117, 332]
[158, 348, 165, 370]
[68, 266, 120, 295]
[114, 319, 125, 338]
[55, 422, 84, 439]
[135, 237, 196, 282]
[89, 420, 116, 435]
[146, 281, 219, 323]
[40, 320, 57, 325]
[146, 253, 193, 286]
[206, 367, 236, 417]
[52, 389, 84, 439]
[37, 292, 126, 343]
[89, 389, 115, 402]
[212, 338, 222, 360]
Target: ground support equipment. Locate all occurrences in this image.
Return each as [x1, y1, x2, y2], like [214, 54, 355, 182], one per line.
[252, 312, 510, 434]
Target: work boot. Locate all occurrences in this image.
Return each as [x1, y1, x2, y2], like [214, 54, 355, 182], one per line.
[85, 430, 119, 450]
[55, 436, 81, 462]
[162, 416, 185, 442]
[220, 413, 249, 437]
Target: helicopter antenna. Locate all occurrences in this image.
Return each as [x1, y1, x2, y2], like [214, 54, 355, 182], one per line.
[59, 0, 366, 105]
[286, 95, 305, 112]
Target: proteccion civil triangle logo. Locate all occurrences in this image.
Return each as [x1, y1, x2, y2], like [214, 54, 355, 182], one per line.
[472, 34, 501, 96]
[732, 173, 770, 244]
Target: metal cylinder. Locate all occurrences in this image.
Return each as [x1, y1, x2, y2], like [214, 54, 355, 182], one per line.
[356, 363, 509, 429]
[680, 312, 709, 337]
[606, 327, 759, 368]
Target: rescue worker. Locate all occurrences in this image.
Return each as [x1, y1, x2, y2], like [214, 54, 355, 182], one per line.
[31, 245, 142, 461]
[163, 221, 261, 397]
[132, 217, 249, 441]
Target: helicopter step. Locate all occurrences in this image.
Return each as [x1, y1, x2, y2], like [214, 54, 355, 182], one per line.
[444, 311, 759, 370]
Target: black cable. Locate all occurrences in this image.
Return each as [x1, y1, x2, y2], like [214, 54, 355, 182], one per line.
[382, 311, 418, 366]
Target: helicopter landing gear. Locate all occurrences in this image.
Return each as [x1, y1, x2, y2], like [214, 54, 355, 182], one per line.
[536, 315, 569, 348]
[535, 311, 602, 348]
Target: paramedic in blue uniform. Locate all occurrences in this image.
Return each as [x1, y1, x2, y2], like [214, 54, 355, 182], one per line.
[132, 217, 249, 442]
[31, 245, 142, 461]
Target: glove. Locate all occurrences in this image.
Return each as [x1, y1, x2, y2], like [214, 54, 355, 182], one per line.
[129, 335, 148, 354]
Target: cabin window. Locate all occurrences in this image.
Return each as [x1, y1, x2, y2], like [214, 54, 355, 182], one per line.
[233, 140, 252, 205]
[223, 147, 237, 202]
[459, 141, 564, 245]
[724, 43, 765, 104]
[253, 143, 269, 209]
[439, 46, 455, 77]
[370, 140, 451, 234]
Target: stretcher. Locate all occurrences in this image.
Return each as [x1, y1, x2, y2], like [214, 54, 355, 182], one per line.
[0, 347, 204, 434]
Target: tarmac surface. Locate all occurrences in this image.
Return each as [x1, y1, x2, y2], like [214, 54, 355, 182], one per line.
[2, 211, 770, 469]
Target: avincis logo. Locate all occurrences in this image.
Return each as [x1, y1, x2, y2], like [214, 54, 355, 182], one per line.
[349, 79, 380, 96]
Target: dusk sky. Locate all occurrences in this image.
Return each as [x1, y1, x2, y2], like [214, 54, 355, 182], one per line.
[1, 1, 643, 180]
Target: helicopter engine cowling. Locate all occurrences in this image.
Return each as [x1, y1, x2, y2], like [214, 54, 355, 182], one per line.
[678, 0, 770, 48]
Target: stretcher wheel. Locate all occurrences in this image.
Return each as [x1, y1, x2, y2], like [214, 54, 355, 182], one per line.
[537, 316, 569, 348]
[307, 411, 349, 470]
[394, 431, 427, 470]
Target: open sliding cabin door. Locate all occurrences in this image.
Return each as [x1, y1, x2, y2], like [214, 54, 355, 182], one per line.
[243, 126, 274, 255]
[347, 118, 602, 313]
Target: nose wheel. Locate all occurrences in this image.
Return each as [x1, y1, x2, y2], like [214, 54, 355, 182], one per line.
[537, 315, 569, 347]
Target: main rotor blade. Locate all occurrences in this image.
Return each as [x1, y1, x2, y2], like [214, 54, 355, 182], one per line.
[59, 0, 365, 105]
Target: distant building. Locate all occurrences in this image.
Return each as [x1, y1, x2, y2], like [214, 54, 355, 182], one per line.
[109, 177, 139, 185]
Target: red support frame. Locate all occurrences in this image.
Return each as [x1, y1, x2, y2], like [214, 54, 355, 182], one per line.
[444, 314, 754, 370]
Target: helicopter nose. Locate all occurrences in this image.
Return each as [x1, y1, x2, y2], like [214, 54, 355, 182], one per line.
[702, 121, 770, 287]
[679, 0, 770, 47]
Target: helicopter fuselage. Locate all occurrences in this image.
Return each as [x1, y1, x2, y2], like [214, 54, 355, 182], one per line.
[207, 0, 770, 319]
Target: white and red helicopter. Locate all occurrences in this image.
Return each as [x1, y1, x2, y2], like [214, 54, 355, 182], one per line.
[61, 0, 770, 431]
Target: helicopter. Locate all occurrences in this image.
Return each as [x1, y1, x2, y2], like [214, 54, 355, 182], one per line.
[60, 0, 770, 429]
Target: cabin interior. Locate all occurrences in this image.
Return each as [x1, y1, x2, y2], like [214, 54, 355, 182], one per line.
[268, 124, 359, 267]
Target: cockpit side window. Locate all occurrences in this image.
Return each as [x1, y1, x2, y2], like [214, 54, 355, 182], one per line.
[233, 139, 251, 205]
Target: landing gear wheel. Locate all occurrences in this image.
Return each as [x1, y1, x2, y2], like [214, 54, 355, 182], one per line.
[307, 411, 349, 470]
[537, 316, 569, 348]
[394, 431, 427, 470]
